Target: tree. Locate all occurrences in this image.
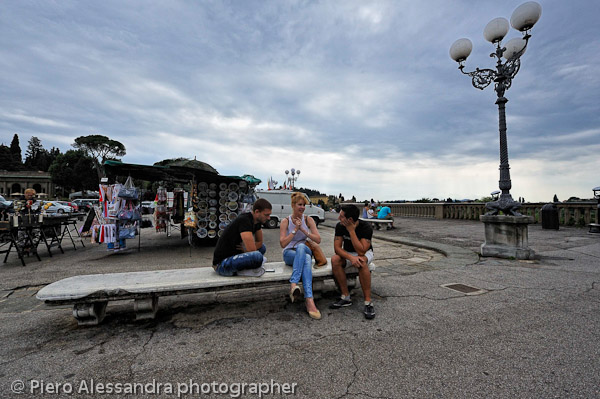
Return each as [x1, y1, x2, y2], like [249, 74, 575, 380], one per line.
[24, 136, 48, 171]
[9, 134, 23, 169]
[73, 135, 126, 179]
[0, 145, 13, 170]
[48, 150, 99, 195]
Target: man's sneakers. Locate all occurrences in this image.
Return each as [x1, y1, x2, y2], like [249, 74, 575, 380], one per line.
[364, 303, 376, 320]
[330, 297, 376, 319]
[329, 297, 352, 309]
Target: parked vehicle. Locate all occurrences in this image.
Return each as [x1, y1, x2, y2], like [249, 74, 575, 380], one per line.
[0, 195, 12, 206]
[255, 190, 325, 228]
[43, 202, 73, 214]
[141, 201, 155, 215]
[57, 201, 79, 212]
[0, 195, 13, 214]
[73, 199, 99, 212]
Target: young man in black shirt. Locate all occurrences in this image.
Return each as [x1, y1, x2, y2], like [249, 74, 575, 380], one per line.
[212, 198, 272, 277]
[330, 204, 376, 319]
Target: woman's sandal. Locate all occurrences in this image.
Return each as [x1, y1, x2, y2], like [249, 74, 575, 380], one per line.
[289, 286, 302, 303]
[308, 309, 322, 320]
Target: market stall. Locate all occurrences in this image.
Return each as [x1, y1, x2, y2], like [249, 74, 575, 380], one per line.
[93, 176, 141, 252]
[103, 160, 261, 247]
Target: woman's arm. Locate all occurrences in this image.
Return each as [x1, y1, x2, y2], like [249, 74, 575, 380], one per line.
[279, 217, 295, 248]
[302, 216, 321, 244]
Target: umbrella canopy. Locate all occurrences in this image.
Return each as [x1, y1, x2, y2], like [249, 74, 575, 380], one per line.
[104, 159, 260, 186]
[153, 158, 218, 174]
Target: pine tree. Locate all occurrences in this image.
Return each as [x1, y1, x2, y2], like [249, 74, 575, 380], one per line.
[9, 134, 23, 169]
[24, 136, 44, 170]
[0, 145, 13, 170]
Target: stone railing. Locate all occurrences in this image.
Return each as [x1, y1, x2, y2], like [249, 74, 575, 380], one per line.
[351, 202, 598, 227]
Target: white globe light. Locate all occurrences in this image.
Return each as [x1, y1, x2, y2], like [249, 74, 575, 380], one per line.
[503, 37, 527, 60]
[511, 1, 542, 32]
[449, 38, 473, 62]
[483, 17, 510, 43]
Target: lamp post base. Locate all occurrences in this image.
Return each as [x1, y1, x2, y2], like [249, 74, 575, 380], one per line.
[485, 195, 522, 216]
[480, 214, 535, 260]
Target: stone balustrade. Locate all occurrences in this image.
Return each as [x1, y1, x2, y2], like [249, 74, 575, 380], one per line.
[350, 202, 598, 227]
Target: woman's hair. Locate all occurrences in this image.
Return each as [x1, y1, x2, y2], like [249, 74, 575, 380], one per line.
[25, 188, 36, 196]
[291, 192, 308, 207]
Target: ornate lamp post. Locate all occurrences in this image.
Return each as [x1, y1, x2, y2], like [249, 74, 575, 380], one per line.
[284, 168, 301, 190]
[450, 1, 541, 216]
[450, 2, 541, 260]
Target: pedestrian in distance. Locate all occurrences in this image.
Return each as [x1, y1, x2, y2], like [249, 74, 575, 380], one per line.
[377, 205, 396, 230]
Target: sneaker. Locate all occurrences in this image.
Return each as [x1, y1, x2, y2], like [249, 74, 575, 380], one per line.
[364, 304, 376, 319]
[330, 297, 352, 309]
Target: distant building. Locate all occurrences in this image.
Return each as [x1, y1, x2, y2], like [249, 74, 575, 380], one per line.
[0, 170, 55, 198]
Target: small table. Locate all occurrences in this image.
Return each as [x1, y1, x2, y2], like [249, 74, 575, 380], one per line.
[1, 216, 43, 266]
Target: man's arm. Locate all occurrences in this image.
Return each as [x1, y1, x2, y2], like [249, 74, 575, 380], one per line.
[343, 221, 370, 256]
[254, 229, 263, 250]
[334, 236, 366, 268]
[240, 231, 257, 252]
[334, 236, 350, 259]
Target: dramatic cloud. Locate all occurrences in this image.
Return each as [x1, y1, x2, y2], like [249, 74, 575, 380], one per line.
[1, 0, 599, 201]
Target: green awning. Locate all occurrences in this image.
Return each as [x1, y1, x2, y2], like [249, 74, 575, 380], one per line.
[104, 160, 261, 185]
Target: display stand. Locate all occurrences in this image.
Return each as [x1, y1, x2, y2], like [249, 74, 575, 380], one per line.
[96, 178, 141, 252]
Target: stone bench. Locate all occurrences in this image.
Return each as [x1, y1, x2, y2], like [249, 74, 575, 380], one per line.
[36, 260, 371, 326]
[588, 223, 600, 233]
[359, 217, 394, 230]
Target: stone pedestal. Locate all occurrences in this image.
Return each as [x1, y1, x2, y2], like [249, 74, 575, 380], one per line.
[480, 215, 535, 260]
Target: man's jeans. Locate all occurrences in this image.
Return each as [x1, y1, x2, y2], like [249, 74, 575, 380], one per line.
[215, 244, 266, 277]
[283, 243, 314, 298]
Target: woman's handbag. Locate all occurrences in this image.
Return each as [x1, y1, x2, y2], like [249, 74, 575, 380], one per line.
[118, 226, 136, 239]
[118, 176, 139, 199]
[305, 239, 327, 267]
[118, 203, 141, 221]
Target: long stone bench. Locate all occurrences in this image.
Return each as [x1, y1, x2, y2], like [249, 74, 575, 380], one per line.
[36, 260, 372, 326]
[359, 217, 394, 229]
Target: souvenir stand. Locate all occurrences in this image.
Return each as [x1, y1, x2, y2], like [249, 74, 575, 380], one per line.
[94, 177, 141, 252]
[103, 160, 261, 248]
[184, 176, 260, 247]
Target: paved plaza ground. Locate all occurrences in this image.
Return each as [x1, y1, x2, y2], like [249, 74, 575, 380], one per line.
[1, 213, 599, 398]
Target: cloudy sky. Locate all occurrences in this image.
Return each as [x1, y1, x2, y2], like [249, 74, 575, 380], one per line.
[1, 0, 599, 202]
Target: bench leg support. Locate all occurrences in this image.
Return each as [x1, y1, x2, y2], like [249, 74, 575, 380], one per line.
[134, 297, 159, 320]
[73, 302, 107, 326]
[312, 280, 325, 299]
[347, 276, 357, 291]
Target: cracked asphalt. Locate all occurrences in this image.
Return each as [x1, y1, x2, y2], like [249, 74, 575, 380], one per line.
[1, 214, 599, 398]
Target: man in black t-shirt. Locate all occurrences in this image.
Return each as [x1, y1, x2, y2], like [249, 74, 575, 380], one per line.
[330, 204, 376, 319]
[212, 198, 272, 277]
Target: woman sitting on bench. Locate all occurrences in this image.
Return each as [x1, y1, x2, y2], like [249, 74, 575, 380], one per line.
[279, 192, 322, 320]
